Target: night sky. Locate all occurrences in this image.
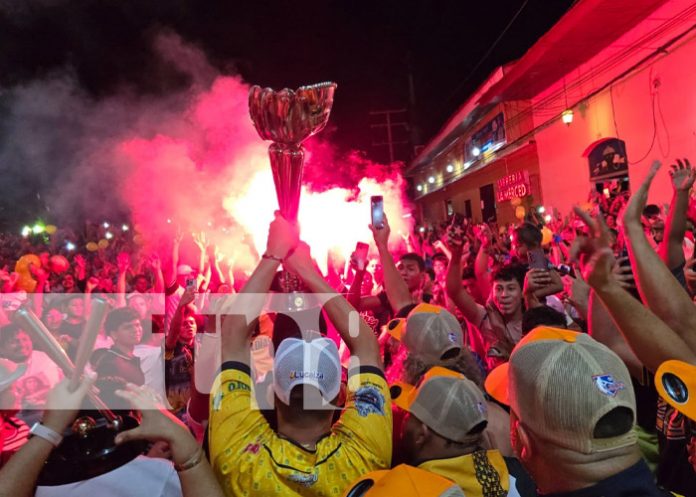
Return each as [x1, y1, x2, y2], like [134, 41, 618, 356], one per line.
[0, 0, 575, 163]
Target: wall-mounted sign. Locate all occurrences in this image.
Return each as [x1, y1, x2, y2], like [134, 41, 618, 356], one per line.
[496, 170, 530, 202]
[466, 112, 506, 161]
[584, 138, 628, 182]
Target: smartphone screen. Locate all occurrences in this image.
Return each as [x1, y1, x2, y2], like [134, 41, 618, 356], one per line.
[527, 247, 548, 270]
[355, 242, 369, 261]
[371, 196, 384, 229]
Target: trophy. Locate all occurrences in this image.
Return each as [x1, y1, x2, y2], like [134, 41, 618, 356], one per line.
[248, 81, 337, 223]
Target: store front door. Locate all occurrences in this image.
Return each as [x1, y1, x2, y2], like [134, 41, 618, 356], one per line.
[480, 183, 496, 223]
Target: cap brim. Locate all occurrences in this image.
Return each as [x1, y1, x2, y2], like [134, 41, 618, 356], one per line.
[343, 464, 464, 497]
[390, 381, 416, 411]
[386, 318, 406, 341]
[655, 360, 696, 421]
[484, 362, 509, 406]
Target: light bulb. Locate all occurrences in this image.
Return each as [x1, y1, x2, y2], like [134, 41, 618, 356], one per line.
[561, 109, 574, 125]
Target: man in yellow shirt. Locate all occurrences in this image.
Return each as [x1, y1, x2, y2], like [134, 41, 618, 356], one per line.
[209, 214, 392, 497]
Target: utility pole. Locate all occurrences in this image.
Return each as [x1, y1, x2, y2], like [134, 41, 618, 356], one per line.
[369, 109, 409, 164]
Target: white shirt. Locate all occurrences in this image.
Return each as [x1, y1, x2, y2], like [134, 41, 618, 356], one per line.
[35, 456, 182, 497]
[134, 342, 166, 400]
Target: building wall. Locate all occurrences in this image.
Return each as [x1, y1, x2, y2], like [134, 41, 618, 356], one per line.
[415, 99, 538, 225]
[418, 143, 541, 226]
[533, 2, 696, 215]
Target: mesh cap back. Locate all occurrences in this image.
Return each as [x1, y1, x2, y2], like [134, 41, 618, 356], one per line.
[508, 331, 637, 454]
[393, 367, 487, 443]
[273, 334, 341, 407]
[396, 304, 463, 363]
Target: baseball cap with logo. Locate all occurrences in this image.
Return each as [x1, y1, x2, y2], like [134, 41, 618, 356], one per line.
[485, 327, 637, 454]
[273, 332, 341, 407]
[656, 359, 696, 421]
[387, 303, 463, 363]
[391, 366, 487, 443]
[343, 464, 465, 497]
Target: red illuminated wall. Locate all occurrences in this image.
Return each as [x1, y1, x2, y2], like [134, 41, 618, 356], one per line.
[533, 0, 696, 215]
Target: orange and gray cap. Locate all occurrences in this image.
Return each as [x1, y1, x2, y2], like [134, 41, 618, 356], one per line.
[392, 366, 487, 443]
[387, 303, 463, 363]
[485, 327, 636, 455]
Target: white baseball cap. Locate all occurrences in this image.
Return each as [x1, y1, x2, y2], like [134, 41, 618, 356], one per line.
[273, 334, 341, 407]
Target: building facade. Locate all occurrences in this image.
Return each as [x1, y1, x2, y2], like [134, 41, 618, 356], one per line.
[409, 0, 695, 226]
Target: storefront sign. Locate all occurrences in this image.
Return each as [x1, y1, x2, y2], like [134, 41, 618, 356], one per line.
[496, 170, 530, 202]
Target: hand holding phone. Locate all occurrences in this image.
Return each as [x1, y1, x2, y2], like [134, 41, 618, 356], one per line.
[351, 242, 369, 271]
[527, 247, 548, 270]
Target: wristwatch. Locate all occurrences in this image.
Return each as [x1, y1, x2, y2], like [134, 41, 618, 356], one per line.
[30, 422, 63, 447]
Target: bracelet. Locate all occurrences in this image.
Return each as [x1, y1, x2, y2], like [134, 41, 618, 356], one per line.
[30, 422, 63, 447]
[261, 253, 284, 263]
[174, 447, 204, 472]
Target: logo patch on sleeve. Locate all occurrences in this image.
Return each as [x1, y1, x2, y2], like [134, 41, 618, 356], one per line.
[592, 374, 625, 397]
[353, 384, 386, 417]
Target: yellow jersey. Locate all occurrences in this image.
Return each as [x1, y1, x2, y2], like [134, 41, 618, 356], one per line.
[209, 362, 392, 497]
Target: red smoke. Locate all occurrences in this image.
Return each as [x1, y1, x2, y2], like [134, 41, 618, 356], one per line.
[117, 75, 413, 272]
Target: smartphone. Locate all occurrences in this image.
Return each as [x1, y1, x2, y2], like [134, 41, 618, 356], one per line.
[355, 242, 369, 262]
[527, 247, 548, 270]
[186, 277, 196, 291]
[371, 196, 384, 229]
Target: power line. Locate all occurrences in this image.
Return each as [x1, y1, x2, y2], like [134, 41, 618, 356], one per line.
[441, 0, 530, 109]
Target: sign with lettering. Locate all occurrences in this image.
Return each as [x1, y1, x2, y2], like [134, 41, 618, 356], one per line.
[496, 170, 530, 203]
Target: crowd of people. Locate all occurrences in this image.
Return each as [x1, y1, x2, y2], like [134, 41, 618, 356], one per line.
[0, 157, 695, 497]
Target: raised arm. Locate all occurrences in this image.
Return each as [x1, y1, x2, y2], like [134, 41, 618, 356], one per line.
[285, 243, 381, 369]
[166, 287, 195, 351]
[115, 252, 130, 308]
[0, 376, 95, 497]
[445, 238, 486, 326]
[164, 228, 183, 289]
[659, 158, 695, 269]
[115, 384, 224, 497]
[575, 206, 696, 372]
[220, 214, 298, 364]
[622, 161, 696, 354]
[474, 226, 493, 300]
[371, 214, 414, 313]
[150, 253, 165, 294]
[588, 291, 643, 379]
